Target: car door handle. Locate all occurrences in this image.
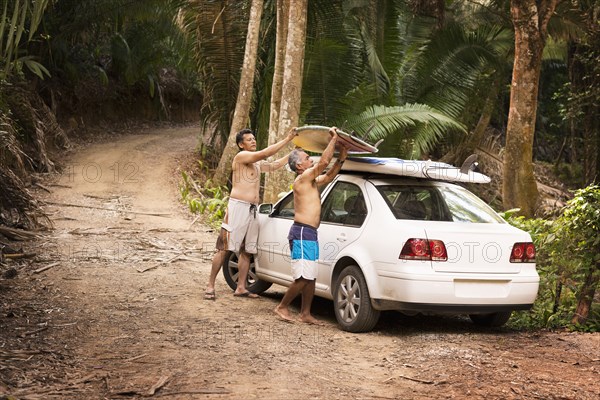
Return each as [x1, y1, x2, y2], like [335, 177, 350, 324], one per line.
[336, 234, 347, 242]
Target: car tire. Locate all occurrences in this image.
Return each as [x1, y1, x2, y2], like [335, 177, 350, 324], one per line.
[333, 265, 380, 333]
[469, 311, 512, 327]
[222, 251, 273, 294]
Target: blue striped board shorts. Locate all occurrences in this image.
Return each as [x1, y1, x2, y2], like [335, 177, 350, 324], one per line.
[288, 222, 319, 280]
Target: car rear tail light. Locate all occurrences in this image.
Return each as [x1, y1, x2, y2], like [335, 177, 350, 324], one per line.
[510, 242, 536, 263]
[400, 238, 447, 262]
[429, 240, 448, 261]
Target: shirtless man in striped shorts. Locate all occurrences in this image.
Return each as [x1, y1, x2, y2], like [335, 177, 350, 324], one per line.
[274, 127, 348, 324]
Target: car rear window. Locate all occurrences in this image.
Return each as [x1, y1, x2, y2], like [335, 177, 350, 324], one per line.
[376, 184, 504, 223]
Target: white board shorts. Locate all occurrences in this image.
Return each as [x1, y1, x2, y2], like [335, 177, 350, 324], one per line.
[216, 198, 258, 254]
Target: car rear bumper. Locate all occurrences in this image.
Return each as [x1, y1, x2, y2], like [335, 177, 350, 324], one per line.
[368, 269, 539, 312]
[371, 300, 534, 313]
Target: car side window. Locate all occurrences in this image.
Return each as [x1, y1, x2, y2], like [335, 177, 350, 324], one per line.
[271, 192, 295, 219]
[321, 182, 367, 227]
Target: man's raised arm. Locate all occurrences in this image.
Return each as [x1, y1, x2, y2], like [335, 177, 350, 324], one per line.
[260, 152, 291, 173]
[236, 128, 297, 164]
[301, 127, 339, 182]
[316, 145, 348, 186]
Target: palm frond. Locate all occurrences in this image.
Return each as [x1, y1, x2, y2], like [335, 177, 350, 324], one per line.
[180, 1, 249, 145]
[343, 103, 466, 156]
[399, 21, 511, 120]
[542, 37, 568, 61]
[301, 1, 365, 125]
[0, 109, 27, 175]
[340, 0, 408, 102]
[547, 2, 586, 42]
[302, 38, 362, 125]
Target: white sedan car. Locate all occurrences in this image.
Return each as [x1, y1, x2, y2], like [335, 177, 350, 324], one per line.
[222, 160, 540, 332]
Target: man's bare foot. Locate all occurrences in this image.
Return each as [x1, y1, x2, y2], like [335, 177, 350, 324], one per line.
[298, 315, 326, 326]
[274, 307, 294, 323]
[233, 290, 259, 298]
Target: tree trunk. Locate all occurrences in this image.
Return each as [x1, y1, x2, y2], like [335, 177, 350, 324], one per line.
[450, 81, 499, 165]
[213, 0, 265, 186]
[583, 120, 598, 185]
[503, 0, 558, 217]
[571, 263, 600, 326]
[470, 85, 497, 151]
[409, 0, 446, 30]
[262, 0, 307, 204]
[267, 0, 289, 146]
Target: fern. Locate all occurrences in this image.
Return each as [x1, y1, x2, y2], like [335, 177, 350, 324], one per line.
[179, 169, 228, 227]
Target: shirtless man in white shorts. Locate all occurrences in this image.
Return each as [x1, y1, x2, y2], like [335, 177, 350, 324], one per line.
[204, 127, 297, 300]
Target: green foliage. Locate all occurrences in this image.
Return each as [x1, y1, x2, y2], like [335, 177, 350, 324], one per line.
[39, 0, 197, 113]
[554, 162, 584, 189]
[505, 185, 600, 331]
[343, 103, 466, 157]
[560, 185, 600, 269]
[1, 0, 52, 79]
[179, 166, 228, 228]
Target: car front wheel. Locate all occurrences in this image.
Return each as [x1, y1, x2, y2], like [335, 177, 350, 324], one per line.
[222, 252, 273, 294]
[469, 311, 512, 327]
[333, 265, 380, 332]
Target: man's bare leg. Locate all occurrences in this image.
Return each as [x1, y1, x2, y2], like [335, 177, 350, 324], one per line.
[233, 250, 258, 297]
[205, 250, 226, 299]
[298, 279, 324, 325]
[274, 279, 308, 322]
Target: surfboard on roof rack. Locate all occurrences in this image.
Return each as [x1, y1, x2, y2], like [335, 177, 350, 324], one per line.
[293, 125, 379, 154]
[330, 157, 491, 184]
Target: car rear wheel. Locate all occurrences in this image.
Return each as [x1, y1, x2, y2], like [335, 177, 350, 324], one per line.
[222, 252, 273, 294]
[333, 265, 380, 332]
[469, 311, 512, 327]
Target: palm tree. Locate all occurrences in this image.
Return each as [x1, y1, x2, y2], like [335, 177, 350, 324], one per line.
[398, 16, 515, 161]
[180, 1, 249, 157]
[262, 0, 308, 203]
[267, 0, 289, 142]
[213, 0, 265, 186]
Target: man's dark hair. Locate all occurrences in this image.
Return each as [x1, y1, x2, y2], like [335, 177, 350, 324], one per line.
[236, 129, 254, 150]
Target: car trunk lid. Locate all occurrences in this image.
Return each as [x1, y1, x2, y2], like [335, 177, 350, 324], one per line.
[423, 222, 529, 274]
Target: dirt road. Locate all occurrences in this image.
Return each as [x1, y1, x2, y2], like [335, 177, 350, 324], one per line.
[1, 126, 599, 399]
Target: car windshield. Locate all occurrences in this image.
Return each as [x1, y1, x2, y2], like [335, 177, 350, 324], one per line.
[376, 183, 505, 223]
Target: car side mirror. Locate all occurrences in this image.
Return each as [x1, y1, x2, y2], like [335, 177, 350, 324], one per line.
[259, 203, 273, 214]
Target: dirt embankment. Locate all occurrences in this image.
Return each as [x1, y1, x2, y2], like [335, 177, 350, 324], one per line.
[0, 125, 598, 399]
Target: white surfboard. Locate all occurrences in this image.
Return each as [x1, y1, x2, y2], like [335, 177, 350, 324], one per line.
[331, 157, 491, 184]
